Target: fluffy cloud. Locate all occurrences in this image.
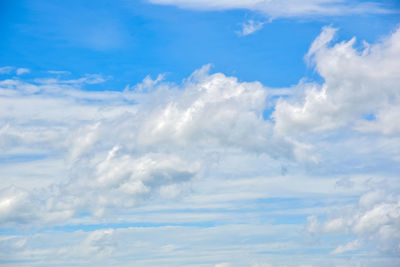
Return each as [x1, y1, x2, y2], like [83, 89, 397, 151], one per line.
[133, 65, 283, 155]
[289, 27, 400, 256]
[273, 26, 400, 136]
[2, 26, 400, 226]
[1, 25, 400, 265]
[307, 179, 400, 255]
[0, 64, 303, 225]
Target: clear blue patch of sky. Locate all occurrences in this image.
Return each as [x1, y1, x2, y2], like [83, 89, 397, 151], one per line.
[364, 113, 376, 121]
[1, 0, 399, 92]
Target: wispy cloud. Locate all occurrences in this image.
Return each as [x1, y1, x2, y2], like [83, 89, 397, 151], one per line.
[16, 68, 30, 75]
[149, 0, 394, 18]
[237, 20, 265, 36]
[308, 177, 400, 255]
[48, 70, 71, 75]
[274, 26, 400, 136]
[0, 66, 14, 74]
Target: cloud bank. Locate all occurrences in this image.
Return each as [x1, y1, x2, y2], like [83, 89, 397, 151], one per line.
[1, 25, 400, 265]
[0, 63, 304, 226]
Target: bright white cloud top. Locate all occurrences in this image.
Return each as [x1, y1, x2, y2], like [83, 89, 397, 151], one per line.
[1, 18, 400, 267]
[275, 26, 400, 135]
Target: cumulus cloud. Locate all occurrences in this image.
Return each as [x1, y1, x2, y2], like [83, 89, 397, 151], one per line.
[132, 73, 165, 92]
[273, 26, 400, 136]
[0, 224, 304, 266]
[1, 26, 400, 267]
[307, 178, 400, 255]
[148, 0, 392, 18]
[331, 239, 360, 254]
[64, 149, 200, 217]
[2, 25, 400, 225]
[0, 186, 38, 224]
[271, 25, 400, 257]
[0, 65, 305, 225]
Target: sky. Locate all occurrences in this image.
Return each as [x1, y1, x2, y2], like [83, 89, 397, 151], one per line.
[1, 0, 400, 266]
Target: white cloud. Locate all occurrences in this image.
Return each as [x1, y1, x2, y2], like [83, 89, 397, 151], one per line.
[331, 240, 360, 254]
[68, 122, 101, 161]
[2, 26, 400, 226]
[238, 20, 265, 36]
[16, 68, 30, 75]
[0, 65, 307, 225]
[307, 179, 400, 255]
[0, 186, 36, 224]
[270, 25, 400, 258]
[0, 224, 301, 266]
[273, 26, 400, 136]
[132, 73, 165, 92]
[35, 73, 106, 85]
[355, 105, 400, 135]
[48, 70, 71, 75]
[1, 25, 400, 265]
[0, 67, 30, 76]
[148, 0, 392, 18]
[0, 66, 14, 74]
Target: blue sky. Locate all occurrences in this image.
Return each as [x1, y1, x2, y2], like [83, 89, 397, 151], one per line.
[1, 0, 400, 266]
[2, 0, 399, 88]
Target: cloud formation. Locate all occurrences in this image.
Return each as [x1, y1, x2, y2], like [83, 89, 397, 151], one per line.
[0, 64, 301, 226]
[2, 26, 400, 226]
[149, 0, 391, 18]
[0, 66, 14, 75]
[238, 20, 265, 36]
[1, 25, 400, 265]
[273, 26, 400, 136]
[308, 178, 400, 255]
